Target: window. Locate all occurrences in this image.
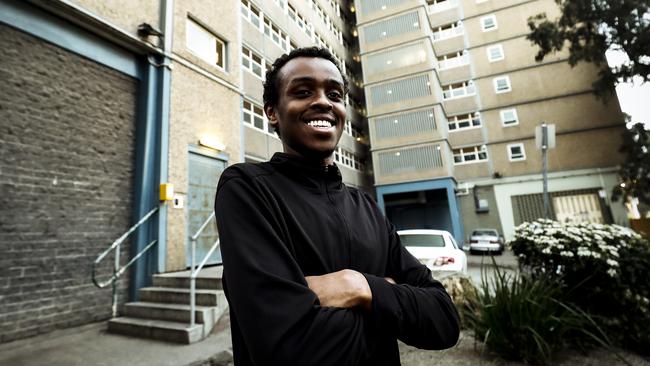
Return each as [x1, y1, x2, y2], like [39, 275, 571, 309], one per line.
[493, 76, 511, 93]
[186, 19, 226, 69]
[264, 18, 289, 51]
[240, 0, 261, 29]
[243, 99, 275, 134]
[486, 44, 504, 62]
[242, 46, 264, 78]
[334, 147, 365, 171]
[481, 14, 497, 31]
[508, 143, 526, 161]
[500, 108, 519, 126]
[453, 145, 488, 164]
[448, 112, 481, 131]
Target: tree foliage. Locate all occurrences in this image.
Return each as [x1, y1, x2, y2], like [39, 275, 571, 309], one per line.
[612, 122, 650, 204]
[527, 0, 650, 97]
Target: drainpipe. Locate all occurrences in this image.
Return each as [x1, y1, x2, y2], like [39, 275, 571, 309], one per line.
[131, 0, 173, 300]
[157, 0, 173, 274]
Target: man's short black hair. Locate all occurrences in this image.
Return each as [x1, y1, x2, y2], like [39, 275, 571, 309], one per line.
[263, 47, 349, 136]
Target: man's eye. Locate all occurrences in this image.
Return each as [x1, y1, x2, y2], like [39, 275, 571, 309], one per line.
[328, 92, 343, 100]
[295, 90, 311, 97]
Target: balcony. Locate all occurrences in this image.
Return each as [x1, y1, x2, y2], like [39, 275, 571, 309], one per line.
[369, 106, 444, 149]
[432, 22, 465, 55]
[441, 81, 479, 115]
[436, 51, 472, 85]
[442, 81, 475, 100]
[366, 72, 439, 116]
[427, 0, 461, 29]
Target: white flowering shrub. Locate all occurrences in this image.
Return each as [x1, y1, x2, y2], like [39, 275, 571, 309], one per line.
[510, 219, 650, 355]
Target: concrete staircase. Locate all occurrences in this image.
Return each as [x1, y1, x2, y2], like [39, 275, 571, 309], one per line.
[108, 266, 228, 344]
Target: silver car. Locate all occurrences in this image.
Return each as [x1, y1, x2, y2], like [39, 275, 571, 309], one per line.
[468, 228, 504, 255]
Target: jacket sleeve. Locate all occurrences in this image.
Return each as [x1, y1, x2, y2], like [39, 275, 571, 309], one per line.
[362, 217, 460, 350]
[215, 173, 375, 366]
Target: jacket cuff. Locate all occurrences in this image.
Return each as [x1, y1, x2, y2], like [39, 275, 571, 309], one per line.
[362, 273, 402, 335]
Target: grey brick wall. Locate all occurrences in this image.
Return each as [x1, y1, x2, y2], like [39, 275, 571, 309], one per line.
[0, 24, 138, 343]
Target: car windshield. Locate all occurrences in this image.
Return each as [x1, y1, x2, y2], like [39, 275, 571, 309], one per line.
[472, 230, 497, 236]
[400, 234, 445, 247]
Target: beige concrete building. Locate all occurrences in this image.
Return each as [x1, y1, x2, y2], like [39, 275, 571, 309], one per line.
[354, 0, 628, 242]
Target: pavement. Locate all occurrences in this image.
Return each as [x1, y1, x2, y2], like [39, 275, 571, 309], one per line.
[0, 253, 519, 366]
[0, 314, 233, 366]
[465, 249, 518, 285]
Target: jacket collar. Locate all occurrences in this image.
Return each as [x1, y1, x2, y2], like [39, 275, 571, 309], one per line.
[269, 152, 343, 191]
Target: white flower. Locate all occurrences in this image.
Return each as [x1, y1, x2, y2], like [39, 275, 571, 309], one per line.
[606, 259, 619, 267]
[607, 268, 617, 277]
[542, 247, 552, 254]
[560, 251, 574, 257]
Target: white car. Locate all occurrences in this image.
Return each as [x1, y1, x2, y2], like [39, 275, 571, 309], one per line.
[397, 229, 468, 275]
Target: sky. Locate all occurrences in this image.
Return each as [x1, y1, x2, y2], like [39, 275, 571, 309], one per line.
[606, 50, 650, 129]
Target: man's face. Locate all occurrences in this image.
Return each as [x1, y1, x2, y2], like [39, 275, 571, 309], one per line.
[265, 57, 346, 163]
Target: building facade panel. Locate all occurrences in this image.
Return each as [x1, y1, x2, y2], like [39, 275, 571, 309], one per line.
[69, 0, 160, 35]
[367, 72, 440, 116]
[427, 2, 462, 29]
[369, 105, 445, 149]
[476, 62, 603, 109]
[463, 0, 561, 49]
[355, 0, 421, 25]
[176, 0, 240, 87]
[358, 9, 428, 54]
[167, 64, 241, 270]
[362, 39, 434, 84]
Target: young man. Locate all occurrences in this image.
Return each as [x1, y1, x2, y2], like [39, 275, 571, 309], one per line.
[214, 47, 459, 366]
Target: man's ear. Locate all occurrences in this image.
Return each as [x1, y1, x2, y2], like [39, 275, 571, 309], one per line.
[265, 103, 278, 130]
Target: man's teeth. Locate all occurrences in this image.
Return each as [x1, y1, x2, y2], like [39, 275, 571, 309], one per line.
[307, 120, 333, 128]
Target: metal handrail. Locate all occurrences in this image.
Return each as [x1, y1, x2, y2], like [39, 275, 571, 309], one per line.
[92, 206, 160, 317]
[189, 211, 221, 327]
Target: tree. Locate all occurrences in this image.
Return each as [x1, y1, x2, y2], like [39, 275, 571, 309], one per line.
[612, 122, 650, 205]
[527, 0, 650, 97]
[527, 0, 650, 206]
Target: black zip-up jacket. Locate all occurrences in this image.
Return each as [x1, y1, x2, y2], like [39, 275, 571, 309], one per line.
[214, 153, 460, 366]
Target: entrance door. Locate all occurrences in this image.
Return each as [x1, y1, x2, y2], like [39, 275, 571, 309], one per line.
[186, 151, 226, 267]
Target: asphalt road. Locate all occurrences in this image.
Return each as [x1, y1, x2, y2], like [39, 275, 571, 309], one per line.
[465, 249, 518, 286]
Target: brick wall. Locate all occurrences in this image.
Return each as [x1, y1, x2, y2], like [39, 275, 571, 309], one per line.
[0, 24, 138, 343]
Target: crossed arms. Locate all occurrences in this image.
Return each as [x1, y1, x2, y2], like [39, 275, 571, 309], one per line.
[215, 175, 460, 365]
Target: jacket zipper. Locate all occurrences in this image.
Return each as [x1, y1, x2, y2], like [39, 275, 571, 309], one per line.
[323, 166, 353, 268]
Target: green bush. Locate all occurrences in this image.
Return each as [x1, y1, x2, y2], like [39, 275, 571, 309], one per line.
[510, 219, 650, 355]
[464, 265, 610, 365]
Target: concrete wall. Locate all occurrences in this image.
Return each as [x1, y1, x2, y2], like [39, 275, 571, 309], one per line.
[0, 25, 137, 343]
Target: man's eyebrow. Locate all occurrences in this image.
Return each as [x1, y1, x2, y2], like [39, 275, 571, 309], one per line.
[287, 76, 343, 87]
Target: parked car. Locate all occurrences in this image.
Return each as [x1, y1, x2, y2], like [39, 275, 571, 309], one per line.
[397, 229, 468, 275]
[467, 228, 504, 255]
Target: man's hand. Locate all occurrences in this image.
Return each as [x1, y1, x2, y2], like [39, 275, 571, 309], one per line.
[306, 269, 372, 310]
[305, 270, 395, 311]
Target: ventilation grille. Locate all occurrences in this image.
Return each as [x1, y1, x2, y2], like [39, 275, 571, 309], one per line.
[373, 109, 436, 140]
[362, 11, 420, 44]
[378, 145, 443, 175]
[370, 74, 431, 106]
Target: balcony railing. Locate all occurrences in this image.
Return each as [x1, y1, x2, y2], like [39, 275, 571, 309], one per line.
[432, 23, 463, 41]
[442, 82, 475, 100]
[437, 52, 469, 70]
[428, 0, 459, 13]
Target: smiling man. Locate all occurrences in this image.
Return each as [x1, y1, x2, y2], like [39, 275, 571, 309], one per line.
[214, 47, 460, 366]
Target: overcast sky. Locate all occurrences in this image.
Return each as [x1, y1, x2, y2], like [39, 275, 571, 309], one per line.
[606, 50, 650, 128]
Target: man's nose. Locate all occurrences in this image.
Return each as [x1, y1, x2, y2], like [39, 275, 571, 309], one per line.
[311, 90, 333, 110]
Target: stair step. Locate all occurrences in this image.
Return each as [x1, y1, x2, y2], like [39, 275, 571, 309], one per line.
[124, 302, 217, 324]
[108, 317, 203, 344]
[139, 287, 224, 306]
[152, 275, 223, 290]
